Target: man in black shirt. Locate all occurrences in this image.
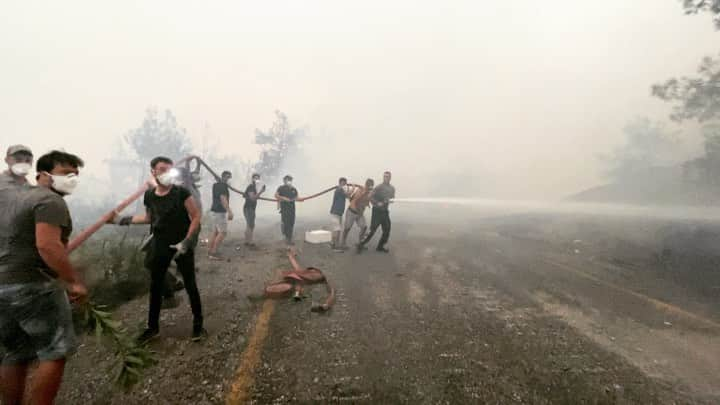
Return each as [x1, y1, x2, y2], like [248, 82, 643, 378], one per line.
[275, 174, 304, 246]
[208, 171, 233, 260]
[358, 171, 396, 253]
[112, 156, 205, 343]
[243, 173, 266, 247]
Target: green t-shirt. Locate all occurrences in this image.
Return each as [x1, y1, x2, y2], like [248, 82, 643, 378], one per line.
[0, 184, 72, 283]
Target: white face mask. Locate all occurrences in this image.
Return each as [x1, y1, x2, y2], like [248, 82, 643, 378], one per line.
[45, 172, 78, 195]
[285, 181, 293, 187]
[157, 172, 174, 186]
[10, 162, 31, 177]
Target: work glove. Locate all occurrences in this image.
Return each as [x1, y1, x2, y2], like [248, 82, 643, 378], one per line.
[171, 238, 192, 256]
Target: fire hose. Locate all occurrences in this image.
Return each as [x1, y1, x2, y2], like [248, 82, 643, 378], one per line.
[263, 252, 336, 312]
[68, 155, 337, 252]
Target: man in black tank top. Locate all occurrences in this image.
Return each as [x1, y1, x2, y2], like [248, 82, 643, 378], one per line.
[111, 156, 205, 343]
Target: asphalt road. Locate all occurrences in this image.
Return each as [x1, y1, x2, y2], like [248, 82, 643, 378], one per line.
[58, 210, 720, 404]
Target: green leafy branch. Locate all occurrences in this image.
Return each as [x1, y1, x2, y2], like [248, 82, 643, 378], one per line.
[83, 302, 157, 390]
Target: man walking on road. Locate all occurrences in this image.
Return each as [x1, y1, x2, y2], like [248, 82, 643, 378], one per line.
[275, 175, 304, 246]
[330, 177, 349, 252]
[357, 171, 395, 253]
[208, 171, 233, 260]
[243, 173, 266, 247]
[0, 150, 88, 405]
[2, 145, 34, 188]
[341, 178, 373, 250]
[112, 156, 205, 343]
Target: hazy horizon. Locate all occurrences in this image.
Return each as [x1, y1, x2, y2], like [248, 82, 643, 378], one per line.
[2, 0, 718, 200]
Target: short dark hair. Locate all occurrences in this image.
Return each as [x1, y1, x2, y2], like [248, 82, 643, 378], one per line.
[384, 171, 391, 175]
[221, 170, 232, 178]
[36, 150, 84, 173]
[283, 174, 293, 181]
[150, 156, 173, 169]
[339, 177, 347, 184]
[366, 178, 375, 186]
[252, 173, 260, 179]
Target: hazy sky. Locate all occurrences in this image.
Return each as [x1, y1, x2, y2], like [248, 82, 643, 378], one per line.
[1, 0, 718, 199]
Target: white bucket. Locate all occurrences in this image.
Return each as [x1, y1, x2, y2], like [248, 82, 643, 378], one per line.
[305, 230, 332, 244]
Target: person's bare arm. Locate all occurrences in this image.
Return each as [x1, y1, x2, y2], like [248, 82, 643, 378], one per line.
[221, 194, 233, 220]
[36, 223, 87, 301]
[287, 250, 303, 272]
[184, 196, 201, 240]
[37, 223, 80, 283]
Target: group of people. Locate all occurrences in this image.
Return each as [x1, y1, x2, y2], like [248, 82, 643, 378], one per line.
[0, 143, 396, 404]
[205, 170, 396, 257]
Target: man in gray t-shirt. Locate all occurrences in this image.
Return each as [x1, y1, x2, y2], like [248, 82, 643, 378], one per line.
[358, 171, 396, 253]
[0, 150, 87, 405]
[2, 144, 34, 189]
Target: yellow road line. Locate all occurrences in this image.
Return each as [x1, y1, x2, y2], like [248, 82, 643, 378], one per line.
[226, 299, 276, 405]
[543, 258, 720, 330]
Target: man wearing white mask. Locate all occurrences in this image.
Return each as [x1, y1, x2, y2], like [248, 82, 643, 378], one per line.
[0, 150, 87, 405]
[208, 171, 233, 260]
[242, 173, 266, 247]
[111, 156, 205, 343]
[275, 174, 305, 246]
[2, 144, 34, 188]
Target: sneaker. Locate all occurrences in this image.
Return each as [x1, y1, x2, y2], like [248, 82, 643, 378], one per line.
[136, 328, 159, 344]
[172, 280, 185, 292]
[191, 326, 208, 342]
[208, 254, 224, 261]
[376, 247, 390, 253]
[332, 247, 345, 253]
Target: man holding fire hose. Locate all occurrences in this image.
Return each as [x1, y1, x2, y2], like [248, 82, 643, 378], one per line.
[110, 156, 206, 343]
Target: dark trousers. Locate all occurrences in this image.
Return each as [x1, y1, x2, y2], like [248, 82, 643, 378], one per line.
[280, 210, 295, 244]
[360, 207, 391, 248]
[145, 245, 203, 330]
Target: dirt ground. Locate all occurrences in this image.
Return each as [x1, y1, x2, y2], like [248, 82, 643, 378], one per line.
[56, 208, 720, 404]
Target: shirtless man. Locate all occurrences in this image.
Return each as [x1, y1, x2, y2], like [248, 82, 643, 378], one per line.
[340, 178, 374, 250]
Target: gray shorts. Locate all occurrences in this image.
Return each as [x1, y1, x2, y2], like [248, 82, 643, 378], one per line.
[344, 208, 367, 230]
[0, 281, 77, 365]
[244, 207, 256, 229]
[211, 212, 228, 233]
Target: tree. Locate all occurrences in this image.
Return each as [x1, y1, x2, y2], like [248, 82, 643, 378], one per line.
[252, 110, 305, 182]
[107, 108, 193, 211]
[601, 117, 681, 181]
[652, 2, 720, 122]
[683, 123, 720, 185]
[652, 54, 720, 122]
[125, 108, 193, 163]
[681, 0, 720, 29]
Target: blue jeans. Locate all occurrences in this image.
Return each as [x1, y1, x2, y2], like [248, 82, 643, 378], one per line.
[0, 281, 77, 365]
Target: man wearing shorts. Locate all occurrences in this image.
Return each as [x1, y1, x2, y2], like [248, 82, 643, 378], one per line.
[208, 171, 233, 260]
[0, 150, 88, 405]
[329, 177, 349, 252]
[341, 178, 374, 250]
